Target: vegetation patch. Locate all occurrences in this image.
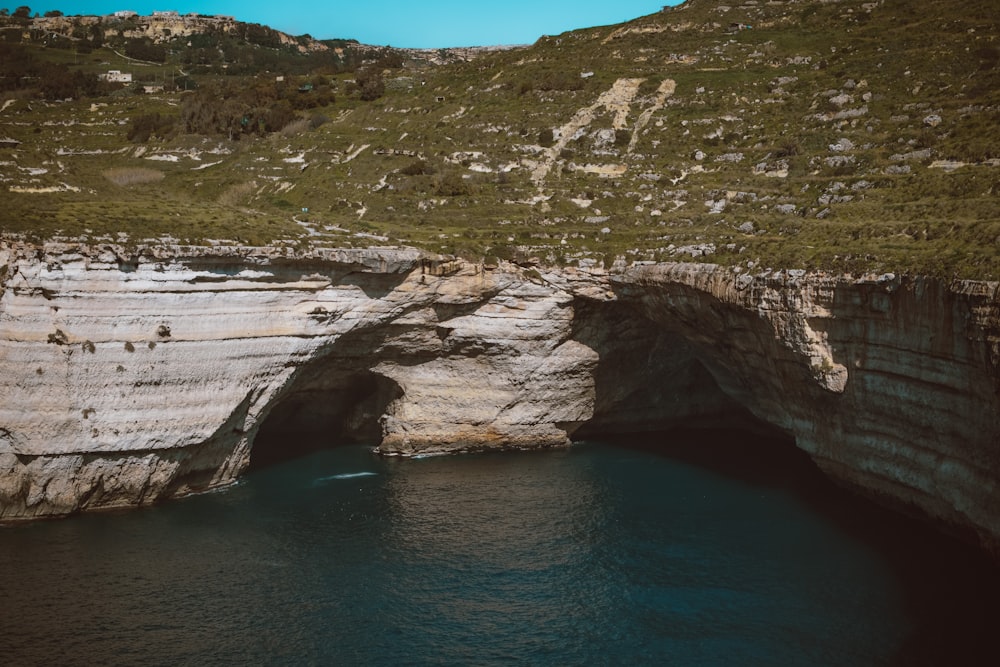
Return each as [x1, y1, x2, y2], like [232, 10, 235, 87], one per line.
[1, 0, 998, 278]
[102, 168, 165, 187]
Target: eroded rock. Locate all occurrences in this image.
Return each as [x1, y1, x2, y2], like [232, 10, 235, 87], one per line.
[2, 241, 1000, 561]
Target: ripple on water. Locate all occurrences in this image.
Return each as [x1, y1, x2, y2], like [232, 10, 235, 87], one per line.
[1, 438, 998, 666]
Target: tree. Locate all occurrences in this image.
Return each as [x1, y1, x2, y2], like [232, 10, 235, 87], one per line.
[127, 112, 176, 143]
[38, 64, 100, 100]
[377, 50, 404, 69]
[355, 66, 384, 101]
[10, 5, 30, 25]
[124, 38, 167, 63]
[43, 9, 61, 17]
[88, 22, 102, 48]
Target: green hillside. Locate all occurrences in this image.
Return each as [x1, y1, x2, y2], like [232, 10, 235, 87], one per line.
[1, 0, 998, 277]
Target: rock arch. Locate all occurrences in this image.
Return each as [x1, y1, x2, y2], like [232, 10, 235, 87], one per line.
[249, 361, 402, 471]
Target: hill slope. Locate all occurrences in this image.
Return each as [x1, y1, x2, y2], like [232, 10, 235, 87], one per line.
[1, 0, 998, 277]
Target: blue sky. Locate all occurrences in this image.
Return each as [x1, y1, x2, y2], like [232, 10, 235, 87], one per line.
[27, 1, 678, 48]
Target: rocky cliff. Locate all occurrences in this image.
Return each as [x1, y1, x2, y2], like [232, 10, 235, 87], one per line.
[2, 241, 998, 558]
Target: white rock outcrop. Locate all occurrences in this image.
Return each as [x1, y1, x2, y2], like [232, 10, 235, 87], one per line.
[2, 241, 999, 560]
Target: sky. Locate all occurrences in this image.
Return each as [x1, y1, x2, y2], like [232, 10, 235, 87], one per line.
[29, 1, 678, 48]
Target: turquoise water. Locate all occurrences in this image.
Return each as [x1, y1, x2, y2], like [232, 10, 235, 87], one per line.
[2, 435, 998, 665]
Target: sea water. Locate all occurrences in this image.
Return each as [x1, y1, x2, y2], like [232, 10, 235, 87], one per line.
[2, 435, 998, 665]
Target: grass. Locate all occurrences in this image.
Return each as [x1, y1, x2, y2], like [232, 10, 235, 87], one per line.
[1, 0, 999, 278]
[217, 181, 259, 207]
[102, 167, 165, 186]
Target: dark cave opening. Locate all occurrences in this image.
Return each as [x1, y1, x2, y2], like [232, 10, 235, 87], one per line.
[570, 297, 792, 443]
[249, 369, 402, 471]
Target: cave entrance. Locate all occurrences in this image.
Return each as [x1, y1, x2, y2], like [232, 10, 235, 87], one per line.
[570, 298, 797, 455]
[249, 367, 402, 472]
[568, 296, 820, 508]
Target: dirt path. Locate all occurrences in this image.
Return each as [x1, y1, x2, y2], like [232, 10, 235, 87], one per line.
[530, 77, 676, 187]
[531, 78, 645, 186]
[628, 79, 676, 154]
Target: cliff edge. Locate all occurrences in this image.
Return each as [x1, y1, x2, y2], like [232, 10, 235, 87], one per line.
[2, 241, 998, 558]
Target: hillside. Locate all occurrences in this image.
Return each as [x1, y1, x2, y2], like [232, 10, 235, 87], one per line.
[1, 0, 998, 277]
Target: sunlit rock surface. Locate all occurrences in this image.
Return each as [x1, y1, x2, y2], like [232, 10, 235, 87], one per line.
[1, 241, 998, 559]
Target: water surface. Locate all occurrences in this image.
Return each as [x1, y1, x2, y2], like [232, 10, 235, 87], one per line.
[2, 436, 997, 665]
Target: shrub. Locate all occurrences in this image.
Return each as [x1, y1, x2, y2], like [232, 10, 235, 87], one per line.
[377, 50, 404, 69]
[262, 100, 297, 134]
[536, 71, 584, 92]
[435, 171, 471, 197]
[36, 63, 103, 100]
[309, 112, 329, 129]
[776, 141, 800, 158]
[355, 66, 385, 101]
[278, 117, 310, 137]
[47, 329, 68, 345]
[124, 38, 167, 63]
[127, 112, 176, 143]
[218, 181, 258, 207]
[401, 159, 434, 176]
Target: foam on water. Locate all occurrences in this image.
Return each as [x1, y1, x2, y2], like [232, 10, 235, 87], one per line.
[313, 471, 379, 484]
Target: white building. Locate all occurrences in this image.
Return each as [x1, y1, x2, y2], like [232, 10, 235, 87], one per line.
[100, 70, 133, 83]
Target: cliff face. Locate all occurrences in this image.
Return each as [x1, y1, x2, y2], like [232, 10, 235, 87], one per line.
[613, 265, 1000, 554]
[2, 242, 998, 557]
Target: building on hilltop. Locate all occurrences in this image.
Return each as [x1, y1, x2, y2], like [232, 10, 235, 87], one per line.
[99, 70, 133, 83]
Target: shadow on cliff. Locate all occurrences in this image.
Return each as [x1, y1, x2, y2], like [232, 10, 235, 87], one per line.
[250, 370, 401, 471]
[181, 256, 414, 300]
[569, 298, 778, 440]
[248, 323, 407, 471]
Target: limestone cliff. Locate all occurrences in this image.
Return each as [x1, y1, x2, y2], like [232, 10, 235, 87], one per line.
[1, 241, 998, 559]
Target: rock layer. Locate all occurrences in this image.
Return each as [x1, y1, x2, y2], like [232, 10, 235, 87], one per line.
[1, 241, 998, 558]
[613, 265, 1000, 555]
